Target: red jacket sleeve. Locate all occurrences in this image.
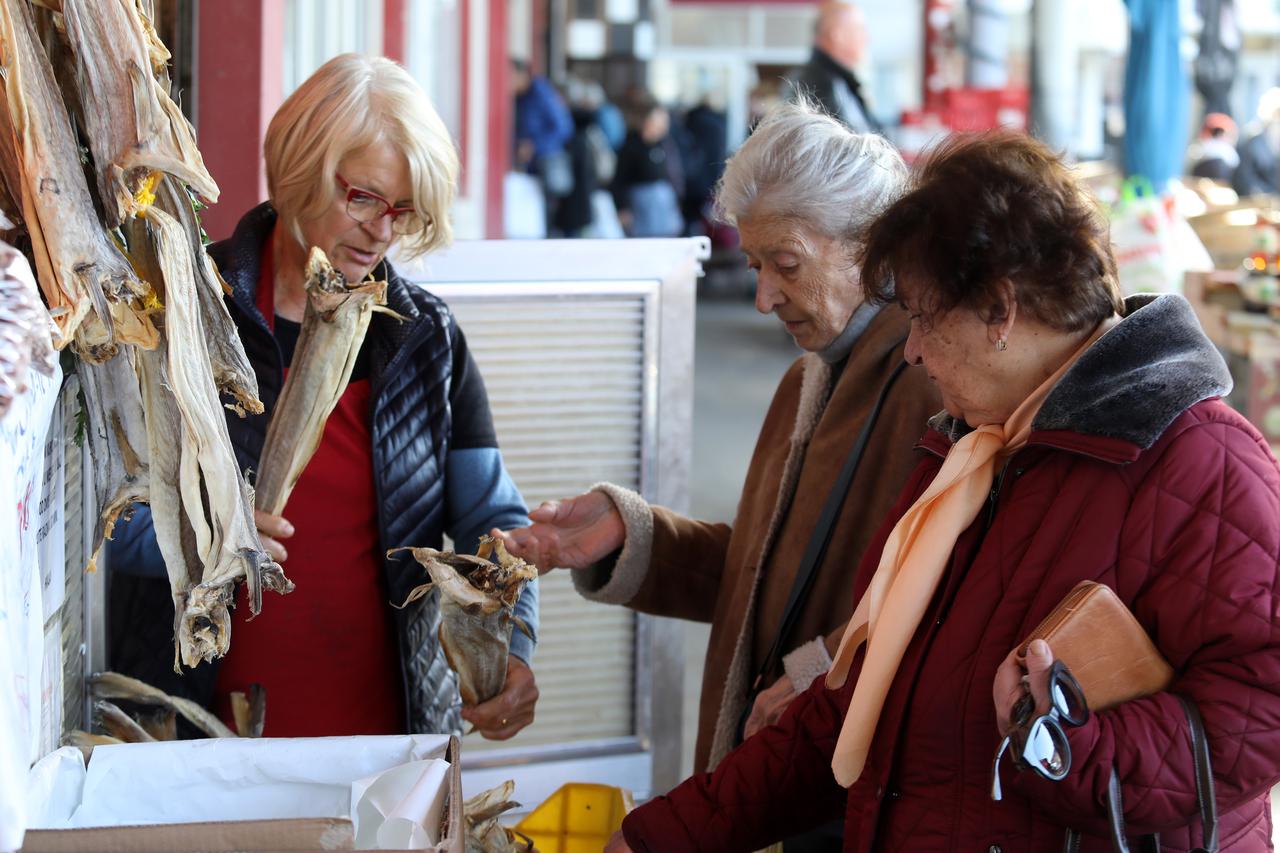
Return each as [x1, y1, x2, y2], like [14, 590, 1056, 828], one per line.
[620, 457, 940, 850]
[1009, 413, 1280, 834]
[621, 674, 851, 851]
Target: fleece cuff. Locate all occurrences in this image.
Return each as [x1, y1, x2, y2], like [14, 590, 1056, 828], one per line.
[782, 636, 834, 692]
[570, 482, 654, 606]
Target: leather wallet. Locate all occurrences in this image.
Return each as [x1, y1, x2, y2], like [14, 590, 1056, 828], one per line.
[1016, 581, 1174, 711]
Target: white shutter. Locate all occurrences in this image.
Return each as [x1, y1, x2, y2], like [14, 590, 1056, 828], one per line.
[439, 287, 656, 751]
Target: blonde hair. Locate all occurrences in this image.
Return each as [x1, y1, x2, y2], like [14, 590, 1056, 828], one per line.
[264, 53, 458, 260]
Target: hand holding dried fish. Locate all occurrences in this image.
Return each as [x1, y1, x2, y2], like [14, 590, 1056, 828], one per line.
[392, 536, 537, 705]
[0, 235, 55, 418]
[255, 246, 386, 515]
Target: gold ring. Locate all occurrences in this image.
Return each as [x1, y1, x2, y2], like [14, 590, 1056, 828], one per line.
[501, 718, 509, 726]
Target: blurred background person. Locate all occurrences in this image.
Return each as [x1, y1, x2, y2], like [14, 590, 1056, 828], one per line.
[612, 94, 686, 238]
[1188, 112, 1239, 181]
[790, 2, 880, 134]
[1234, 87, 1280, 198]
[512, 58, 574, 233]
[678, 94, 729, 238]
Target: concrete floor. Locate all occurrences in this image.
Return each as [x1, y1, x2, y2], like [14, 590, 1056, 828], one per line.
[681, 295, 801, 778]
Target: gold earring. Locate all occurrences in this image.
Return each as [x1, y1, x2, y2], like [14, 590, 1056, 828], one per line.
[995, 338, 1008, 351]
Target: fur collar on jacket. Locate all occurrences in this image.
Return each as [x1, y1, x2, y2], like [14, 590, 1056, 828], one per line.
[928, 294, 1232, 451]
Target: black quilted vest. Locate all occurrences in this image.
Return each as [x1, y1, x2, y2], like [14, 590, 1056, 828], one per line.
[210, 203, 462, 735]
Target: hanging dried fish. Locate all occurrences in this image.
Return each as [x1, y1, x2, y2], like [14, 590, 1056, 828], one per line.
[78, 345, 149, 573]
[254, 247, 386, 514]
[57, 0, 217, 227]
[153, 175, 261, 416]
[391, 537, 537, 705]
[93, 700, 155, 743]
[0, 0, 150, 353]
[0, 236, 56, 418]
[126, 205, 290, 668]
[90, 671, 237, 739]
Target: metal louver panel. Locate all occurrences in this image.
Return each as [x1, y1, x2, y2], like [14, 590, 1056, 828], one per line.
[440, 287, 657, 752]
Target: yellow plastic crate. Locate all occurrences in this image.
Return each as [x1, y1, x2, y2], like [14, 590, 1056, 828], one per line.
[515, 783, 635, 853]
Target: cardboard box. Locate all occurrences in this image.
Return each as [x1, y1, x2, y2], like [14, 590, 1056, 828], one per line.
[20, 736, 462, 853]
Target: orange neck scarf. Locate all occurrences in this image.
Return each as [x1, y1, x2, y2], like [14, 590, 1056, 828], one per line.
[827, 321, 1109, 788]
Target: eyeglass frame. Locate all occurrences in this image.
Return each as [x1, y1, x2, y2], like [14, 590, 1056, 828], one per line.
[990, 660, 1090, 801]
[335, 173, 431, 236]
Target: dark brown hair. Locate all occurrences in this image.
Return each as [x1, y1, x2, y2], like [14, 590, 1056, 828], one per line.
[860, 130, 1122, 332]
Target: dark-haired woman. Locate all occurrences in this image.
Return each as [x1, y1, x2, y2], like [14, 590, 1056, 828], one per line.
[609, 131, 1280, 851]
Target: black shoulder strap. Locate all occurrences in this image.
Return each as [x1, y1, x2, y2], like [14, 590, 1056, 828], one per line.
[1067, 694, 1217, 853]
[751, 356, 909, 692]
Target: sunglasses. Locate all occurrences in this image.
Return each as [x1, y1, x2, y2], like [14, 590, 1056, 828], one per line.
[990, 660, 1090, 801]
[336, 173, 430, 236]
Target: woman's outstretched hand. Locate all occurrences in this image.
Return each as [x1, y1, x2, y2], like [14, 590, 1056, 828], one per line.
[490, 491, 625, 573]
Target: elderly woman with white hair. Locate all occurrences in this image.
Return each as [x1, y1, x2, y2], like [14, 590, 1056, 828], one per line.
[107, 54, 539, 741]
[496, 101, 939, 788]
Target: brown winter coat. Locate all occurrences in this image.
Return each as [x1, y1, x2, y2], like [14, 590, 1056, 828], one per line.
[575, 307, 941, 771]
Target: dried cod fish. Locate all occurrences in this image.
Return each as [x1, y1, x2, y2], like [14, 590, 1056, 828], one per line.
[229, 683, 266, 738]
[463, 781, 531, 853]
[57, 0, 217, 227]
[153, 175, 260, 415]
[78, 344, 149, 572]
[255, 247, 386, 514]
[392, 537, 537, 705]
[0, 0, 149, 353]
[0, 236, 56, 418]
[91, 670, 237, 739]
[126, 206, 290, 668]
[94, 699, 155, 743]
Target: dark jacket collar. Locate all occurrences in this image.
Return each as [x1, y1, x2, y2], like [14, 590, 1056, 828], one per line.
[926, 294, 1232, 458]
[209, 202, 437, 393]
[810, 47, 865, 97]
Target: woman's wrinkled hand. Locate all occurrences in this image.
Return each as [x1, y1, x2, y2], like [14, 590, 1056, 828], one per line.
[604, 830, 634, 853]
[992, 638, 1055, 735]
[254, 509, 294, 562]
[743, 673, 798, 740]
[460, 657, 539, 740]
[490, 491, 625, 573]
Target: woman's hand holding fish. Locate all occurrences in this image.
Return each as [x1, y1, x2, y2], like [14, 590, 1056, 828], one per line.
[253, 509, 294, 563]
[460, 656, 539, 740]
[491, 491, 625, 573]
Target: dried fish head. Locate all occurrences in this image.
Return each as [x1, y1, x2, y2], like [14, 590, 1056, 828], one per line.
[392, 536, 537, 705]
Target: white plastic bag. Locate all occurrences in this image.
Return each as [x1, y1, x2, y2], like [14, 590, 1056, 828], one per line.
[1110, 177, 1213, 295]
[503, 172, 546, 240]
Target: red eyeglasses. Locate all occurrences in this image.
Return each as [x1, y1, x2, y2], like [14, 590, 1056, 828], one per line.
[336, 174, 430, 236]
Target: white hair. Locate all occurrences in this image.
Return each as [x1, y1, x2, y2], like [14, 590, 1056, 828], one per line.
[715, 100, 906, 246]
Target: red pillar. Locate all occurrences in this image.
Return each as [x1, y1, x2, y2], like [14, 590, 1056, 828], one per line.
[195, 0, 286, 242]
[384, 0, 408, 64]
[486, 0, 510, 238]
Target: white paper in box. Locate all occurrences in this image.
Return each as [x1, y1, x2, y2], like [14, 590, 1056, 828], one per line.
[28, 734, 452, 849]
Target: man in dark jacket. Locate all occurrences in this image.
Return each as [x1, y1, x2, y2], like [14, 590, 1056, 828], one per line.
[790, 2, 880, 134]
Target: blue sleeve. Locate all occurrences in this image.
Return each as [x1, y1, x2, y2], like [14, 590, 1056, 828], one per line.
[444, 447, 539, 665]
[104, 503, 169, 579]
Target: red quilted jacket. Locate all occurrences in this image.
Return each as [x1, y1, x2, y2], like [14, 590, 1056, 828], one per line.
[625, 295, 1280, 851]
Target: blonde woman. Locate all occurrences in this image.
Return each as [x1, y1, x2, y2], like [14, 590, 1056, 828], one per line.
[108, 54, 540, 741]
